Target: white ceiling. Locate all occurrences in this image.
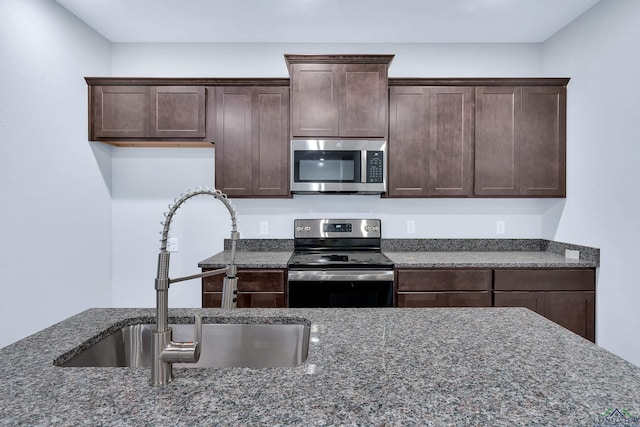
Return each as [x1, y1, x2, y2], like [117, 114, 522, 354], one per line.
[55, 0, 600, 44]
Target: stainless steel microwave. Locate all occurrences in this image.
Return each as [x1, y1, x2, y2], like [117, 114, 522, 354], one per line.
[290, 140, 387, 194]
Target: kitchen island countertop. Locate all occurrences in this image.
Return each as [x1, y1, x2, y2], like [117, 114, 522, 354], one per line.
[1, 307, 638, 426]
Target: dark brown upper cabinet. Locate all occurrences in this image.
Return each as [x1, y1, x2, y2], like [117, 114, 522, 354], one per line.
[286, 55, 394, 138]
[87, 81, 207, 146]
[149, 86, 206, 138]
[475, 86, 520, 196]
[214, 86, 290, 198]
[389, 78, 568, 198]
[90, 85, 149, 139]
[475, 85, 567, 197]
[388, 86, 473, 197]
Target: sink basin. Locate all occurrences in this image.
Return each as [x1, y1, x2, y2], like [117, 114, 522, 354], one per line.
[57, 320, 310, 368]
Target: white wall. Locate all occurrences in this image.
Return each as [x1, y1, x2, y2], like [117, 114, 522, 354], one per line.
[111, 42, 543, 78]
[542, 0, 640, 365]
[111, 144, 556, 308]
[108, 43, 562, 308]
[0, 0, 112, 348]
[6, 3, 631, 366]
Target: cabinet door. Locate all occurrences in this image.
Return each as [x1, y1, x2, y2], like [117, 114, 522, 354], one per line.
[149, 86, 206, 138]
[388, 87, 429, 197]
[290, 64, 339, 137]
[253, 87, 290, 196]
[202, 269, 286, 308]
[449, 292, 492, 307]
[202, 292, 286, 308]
[543, 291, 594, 341]
[397, 292, 446, 307]
[237, 293, 286, 308]
[397, 292, 490, 307]
[428, 87, 474, 196]
[92, 86, 150, 138]
[493, 269, 595, 342]
[474, 86, 521, 196]
[339, 63, 388, 138]
[202, 292, 222, 308]
[494, 291, 545, 315]
[520, 86, 566, 196]
[215, 87, 254, 195]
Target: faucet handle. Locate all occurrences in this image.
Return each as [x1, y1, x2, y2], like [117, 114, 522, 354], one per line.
[158, 315, 203, 365]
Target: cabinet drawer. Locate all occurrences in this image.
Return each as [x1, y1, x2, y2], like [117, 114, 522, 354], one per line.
[203, 292, 286, 308]
[494, 269, 595, 291]
[397, 269, 492, 291]
[203, 269, 285, 292]
[397, 291, 491, 307]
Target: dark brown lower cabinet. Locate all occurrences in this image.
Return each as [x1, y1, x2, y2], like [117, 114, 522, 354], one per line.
[398, 291, 491, 307]
[202, 269, 286, 308]
[396, 269, 492, 307]
[396, 267, 596, 342]
[494, 269, 595, 342]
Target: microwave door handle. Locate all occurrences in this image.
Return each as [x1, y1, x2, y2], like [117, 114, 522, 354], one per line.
[361, 150, 367, 183]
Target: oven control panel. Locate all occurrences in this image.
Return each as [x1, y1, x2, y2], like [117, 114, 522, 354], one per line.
[323, 223, 352, 233]
[294, 219, 381, 238]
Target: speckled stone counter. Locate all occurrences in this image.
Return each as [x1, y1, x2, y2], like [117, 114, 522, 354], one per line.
[1, 307, 639, 426]
[199, 251, 291, 269]
[201, 238, 599, 269]
[199, 250, 597, 269]
[387, 250, 597, 268]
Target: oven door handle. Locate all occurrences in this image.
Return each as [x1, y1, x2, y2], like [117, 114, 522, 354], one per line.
[287, 270, 394, 282]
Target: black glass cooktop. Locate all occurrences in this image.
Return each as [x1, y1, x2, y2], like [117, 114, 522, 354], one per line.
[287, 250, 394, 269]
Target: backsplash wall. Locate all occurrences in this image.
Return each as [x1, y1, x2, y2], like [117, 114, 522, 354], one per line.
[111, 146, 563, 309]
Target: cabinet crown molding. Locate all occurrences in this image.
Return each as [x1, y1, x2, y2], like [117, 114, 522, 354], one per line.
[284, 54, 394, 72]
[389, 77, 570, 86]
[84, 77, 290, 86]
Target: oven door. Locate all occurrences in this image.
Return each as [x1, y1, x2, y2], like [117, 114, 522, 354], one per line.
[287, 270, 394, 308]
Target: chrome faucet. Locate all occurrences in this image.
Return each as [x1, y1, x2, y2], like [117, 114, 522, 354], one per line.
[151, 187, 240, 386]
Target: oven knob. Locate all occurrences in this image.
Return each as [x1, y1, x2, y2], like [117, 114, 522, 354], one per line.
[364, 225, 372, 232]
[296, 226, 303, 232]
[304, 226, 311, 231]
[373, 226, 380, 231]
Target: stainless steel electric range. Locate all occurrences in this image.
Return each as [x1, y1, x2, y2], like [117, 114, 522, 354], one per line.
[287, 219, 394, 308]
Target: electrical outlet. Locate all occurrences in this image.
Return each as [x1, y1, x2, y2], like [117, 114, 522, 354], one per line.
[565, 249, 580, 260]
[496, 221, 505, 235]
[407, 220, 416, 234]
[260, 221, 269, 235]
[167, 237, 179, 252]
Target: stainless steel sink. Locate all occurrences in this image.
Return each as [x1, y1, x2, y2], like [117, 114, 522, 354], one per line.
[57, 321, 310, 368]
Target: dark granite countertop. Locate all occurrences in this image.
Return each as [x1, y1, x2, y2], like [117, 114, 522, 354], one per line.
[198, 250, 597, 269]
[387, 250, 597, 268]
[1, 307, 638, 426]
[199, 238, 599, 269]
[199, 251, 292, 269]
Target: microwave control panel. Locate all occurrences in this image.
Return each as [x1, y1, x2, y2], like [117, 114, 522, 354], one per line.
[366, 151, 384, 183]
